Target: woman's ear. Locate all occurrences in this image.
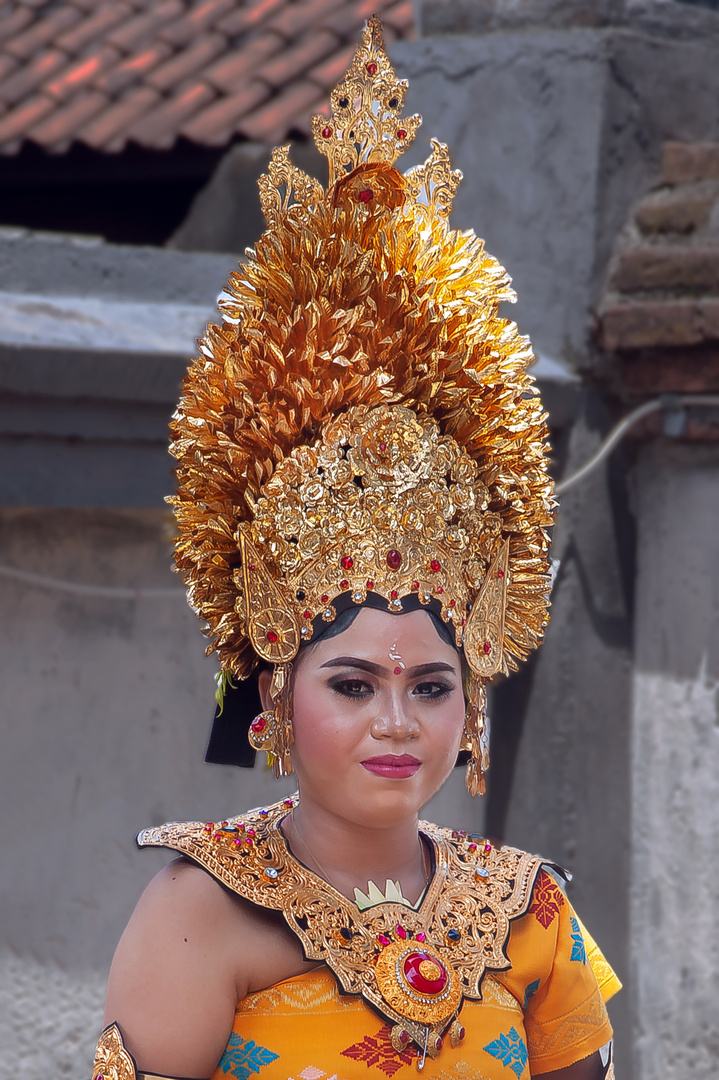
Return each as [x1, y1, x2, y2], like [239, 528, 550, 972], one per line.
[257, 667, 273, 711]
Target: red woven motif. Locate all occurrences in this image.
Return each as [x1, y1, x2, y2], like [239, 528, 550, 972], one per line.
[529, 870, 565, 929]
[341, 1023, 416, 1076]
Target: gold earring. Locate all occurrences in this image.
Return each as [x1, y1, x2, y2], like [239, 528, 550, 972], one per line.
[248, 663, 294, 778]
[463, 676, 489, 797]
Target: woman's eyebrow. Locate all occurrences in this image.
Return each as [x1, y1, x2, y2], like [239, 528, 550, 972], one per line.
[320, 657, 387, 675]
[404, 662, 457, 677]
[319, 658, 458, 677]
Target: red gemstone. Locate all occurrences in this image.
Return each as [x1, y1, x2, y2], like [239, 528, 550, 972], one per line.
[303, 610, 311, 619]
[416, 931, 426, 943]
[411, 580, 419, 590]
[340, 579, 349, 589]
[457, 1026, 466, 1041]
[387, 549, 402, 570]
[397, 129, 407, 139]
[378, 934, 391, 946]
[95, 1074, 105, 1080]
[449, 599, 456, 607]
[497, 569, 505, 578]
[251, 717, 267, 733]
[341, 555, 354, 570]
[366, 579, 374, 589]
[396, 924, 407, 938]
[248, 563, 256, 571]
[203, 823, 212, 832]
[485, 843, 492, 853]
[398, 1030, 409, 1044]
[245, 837, 253, 846]
[366, 62, 377, 74]
[266, 629, 279, 643]
[437, 586, 443, 594]
[469, 842, 477, 851]
[359, 188, 374, 203]
[403, 951, 448, 995]
[462, 618, 466, 626]
[391, 589, 399, 599]
[234, 837, 242, 846]
[430, 559, 441, 572]
[322, 126, 332, 138]
[284, 798, 293, 807]
[379, 441, 387, 451]
[436, 1037, 444, 1051]
[321, 594, 329, 603]
[247, 829, 256, 837]
[238, 823, 245, 831]
[483, 641, 492, 654]
[394, 666, 402, 676]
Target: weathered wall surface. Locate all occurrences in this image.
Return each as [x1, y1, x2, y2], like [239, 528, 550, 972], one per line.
[501, 403, 634, 1067]
[0, 509, 297, 1079]
[630, 442, 719, 1080]
[0, 507, 484, 1079]
[391, 24, 719, 377]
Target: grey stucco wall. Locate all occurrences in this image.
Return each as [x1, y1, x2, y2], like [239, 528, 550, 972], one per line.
[0, 509, 483, 1079]
[630, 443, 719, 1080]
[390, 24, 719, 376]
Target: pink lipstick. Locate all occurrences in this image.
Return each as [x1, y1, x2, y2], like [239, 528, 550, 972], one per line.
[361, 754, 421, 779]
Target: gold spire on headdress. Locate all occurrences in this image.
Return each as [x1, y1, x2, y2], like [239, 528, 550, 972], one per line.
[169, 17, 554, 687]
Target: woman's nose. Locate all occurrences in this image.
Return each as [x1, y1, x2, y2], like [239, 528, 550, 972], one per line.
[369, 701, 419, 740]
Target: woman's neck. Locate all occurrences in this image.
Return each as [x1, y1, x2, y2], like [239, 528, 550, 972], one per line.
[283, 799, 428, 905]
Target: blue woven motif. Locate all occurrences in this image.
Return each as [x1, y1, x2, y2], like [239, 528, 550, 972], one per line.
[218, 1033, 279, 1080]
[483, 1026, 528, 1077]
[569, 916, 588, 963]
[523, 978, 540, 1009]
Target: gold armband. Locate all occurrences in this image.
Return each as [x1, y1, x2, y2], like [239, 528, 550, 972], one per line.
[92, 1024, 137, 1080]
[92, 1023, 197, 1080]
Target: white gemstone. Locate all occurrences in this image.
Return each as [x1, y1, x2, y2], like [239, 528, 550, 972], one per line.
[264, 867, 279, 879]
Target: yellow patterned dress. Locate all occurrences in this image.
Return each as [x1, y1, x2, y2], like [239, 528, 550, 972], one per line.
[128, 800, 620, 1080]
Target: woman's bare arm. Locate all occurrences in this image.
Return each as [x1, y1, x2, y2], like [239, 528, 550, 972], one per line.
[103, 859, 244, 1079]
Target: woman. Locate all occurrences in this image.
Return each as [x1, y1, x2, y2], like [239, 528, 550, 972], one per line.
[92, 18, 619, 1080]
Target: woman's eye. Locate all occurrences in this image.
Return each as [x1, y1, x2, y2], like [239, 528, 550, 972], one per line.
[413, 680, 454, 698]
[330, 678, 373, 698]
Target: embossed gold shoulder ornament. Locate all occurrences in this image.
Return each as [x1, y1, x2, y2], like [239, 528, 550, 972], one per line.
[169, 16, 555, 802]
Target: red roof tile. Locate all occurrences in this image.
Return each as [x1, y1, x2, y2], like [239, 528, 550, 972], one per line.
[0, 0, 416, 155]
[0, 50, 66, 105]
[79, 85, 161, 147]
[96, 42, 174, 95]
[145, 31, 226, 91]
[28, 88, 109, 148]
[239, 77, 324, 142]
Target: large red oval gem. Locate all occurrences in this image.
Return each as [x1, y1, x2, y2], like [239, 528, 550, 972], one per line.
[387, 549, 402, 570]
[266, 629, 279, 643]
[403, 951, 448, 995]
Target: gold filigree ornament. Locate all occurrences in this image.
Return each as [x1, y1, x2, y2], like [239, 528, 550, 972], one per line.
[168, 16, 555, 764]
[92, 1023, 137, 1080]
[138, 799, 545, 1066]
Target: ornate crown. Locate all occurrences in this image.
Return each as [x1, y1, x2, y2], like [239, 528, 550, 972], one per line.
[169, 17, 554, 686]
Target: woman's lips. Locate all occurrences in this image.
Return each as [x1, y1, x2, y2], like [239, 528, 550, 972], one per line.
[360, 754, 421, 779]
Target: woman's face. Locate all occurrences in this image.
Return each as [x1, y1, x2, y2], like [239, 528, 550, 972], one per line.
[269, 607, 466, 829]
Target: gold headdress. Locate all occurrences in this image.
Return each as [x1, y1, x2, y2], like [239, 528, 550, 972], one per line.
[169, 18, 554, 786]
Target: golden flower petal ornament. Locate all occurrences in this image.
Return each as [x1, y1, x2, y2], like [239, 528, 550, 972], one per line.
[169, 17, 555, 708]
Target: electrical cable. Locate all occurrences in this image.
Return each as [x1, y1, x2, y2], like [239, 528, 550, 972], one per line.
[555, 394, 719, 496]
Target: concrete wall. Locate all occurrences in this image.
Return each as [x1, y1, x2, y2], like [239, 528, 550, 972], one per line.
[0, 506, 483, 1079]
[630, 442, 719, 1080]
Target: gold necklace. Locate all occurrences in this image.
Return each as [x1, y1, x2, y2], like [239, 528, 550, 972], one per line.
[139, 798, 543, 1068]
[290, 810, 430, 909]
